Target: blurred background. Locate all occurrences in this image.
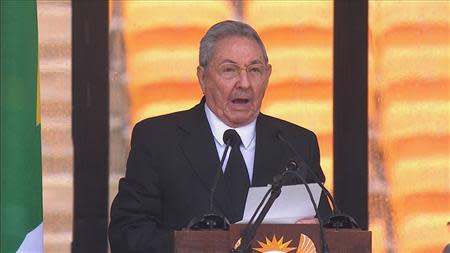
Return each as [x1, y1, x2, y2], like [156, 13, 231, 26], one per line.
[37, 1, 448, 252]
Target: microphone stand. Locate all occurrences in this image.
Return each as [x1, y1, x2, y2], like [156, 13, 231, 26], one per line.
[293, 160, 359, 229]
[277, 132, 359, 229]
[232, 161, 330, 253]
[187, 134, 233, 230]
[283, 169, 330, 253]
[231, 174, 284, 253]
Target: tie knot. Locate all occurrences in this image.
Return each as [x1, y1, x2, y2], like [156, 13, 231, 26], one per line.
[223, 129, 242, 148]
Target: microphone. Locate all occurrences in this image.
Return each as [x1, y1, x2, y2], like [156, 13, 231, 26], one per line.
[209, 130, 237, 212]
[232, 161, 286, 253]
[187, 130, 237, 230]
[282, 160, 330, 253]
[276, 131, 359, 229]
[233, 159, 330, 253]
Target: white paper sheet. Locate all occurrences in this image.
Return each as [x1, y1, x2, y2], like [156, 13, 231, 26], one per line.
[238, 184, 322, 224]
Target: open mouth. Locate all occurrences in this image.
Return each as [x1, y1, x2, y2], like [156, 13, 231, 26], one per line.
[232, 98, 250, 104]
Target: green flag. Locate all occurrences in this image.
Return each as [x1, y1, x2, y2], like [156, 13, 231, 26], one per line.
[0, 0, 43, 252]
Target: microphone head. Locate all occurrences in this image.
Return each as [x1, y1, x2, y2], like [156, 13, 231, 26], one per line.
[223, 129, 237, 146]
[286, 160, 298, 171]
[324, 213, 360, 229]
[187, 213, 230, 230]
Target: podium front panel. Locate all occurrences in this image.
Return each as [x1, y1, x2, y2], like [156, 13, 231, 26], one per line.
[229, 224, 371, 253]
[173, 224, 371, 253]
[174, 230, 229, 253]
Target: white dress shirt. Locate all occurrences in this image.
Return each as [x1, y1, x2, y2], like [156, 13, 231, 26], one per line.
[204, 103, 256, 183]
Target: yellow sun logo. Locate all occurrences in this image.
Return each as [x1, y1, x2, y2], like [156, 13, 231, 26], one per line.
[253, 235, 297, 253]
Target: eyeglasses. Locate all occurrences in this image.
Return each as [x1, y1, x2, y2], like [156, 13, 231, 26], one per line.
[216, 63, 268, 81]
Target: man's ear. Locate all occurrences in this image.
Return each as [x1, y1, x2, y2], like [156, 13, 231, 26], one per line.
[197, 66, 206, 93]
[266, 64, 272, 79]
[262, 64, 272, 89]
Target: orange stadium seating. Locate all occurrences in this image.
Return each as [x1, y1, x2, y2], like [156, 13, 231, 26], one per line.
[369, 2, 449, 253]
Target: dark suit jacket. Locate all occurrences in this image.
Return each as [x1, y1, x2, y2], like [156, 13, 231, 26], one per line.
[109, 99, 330, 253]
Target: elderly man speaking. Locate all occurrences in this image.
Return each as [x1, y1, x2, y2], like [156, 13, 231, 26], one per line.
[109, 20, 330, 253]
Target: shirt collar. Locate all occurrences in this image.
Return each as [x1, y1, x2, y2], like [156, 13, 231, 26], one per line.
[204, 103, 256, 149]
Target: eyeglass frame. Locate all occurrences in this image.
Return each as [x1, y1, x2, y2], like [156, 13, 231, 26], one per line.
[202, 61, 271, 81]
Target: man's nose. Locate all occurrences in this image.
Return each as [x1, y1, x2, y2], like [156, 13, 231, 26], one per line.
[236, 70, 251, 88]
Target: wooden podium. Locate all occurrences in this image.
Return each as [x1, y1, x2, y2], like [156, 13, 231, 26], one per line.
[173, 224, 371, 253]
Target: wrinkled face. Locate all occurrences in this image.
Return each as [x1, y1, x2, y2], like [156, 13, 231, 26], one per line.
[197, 36, 272, 128]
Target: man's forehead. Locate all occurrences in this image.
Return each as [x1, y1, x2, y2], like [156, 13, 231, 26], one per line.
[210, 36, 265, 63]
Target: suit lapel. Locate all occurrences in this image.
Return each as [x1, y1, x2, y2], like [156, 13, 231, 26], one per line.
[178, 101, 234, 218]
[252, 114, 289, 187]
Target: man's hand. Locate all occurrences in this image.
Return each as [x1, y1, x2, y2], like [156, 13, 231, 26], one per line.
[295, 218, 319, 224]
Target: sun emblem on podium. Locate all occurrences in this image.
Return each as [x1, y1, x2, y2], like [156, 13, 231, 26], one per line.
[296, 234, 317, 253]
[253, 235, 297, 253]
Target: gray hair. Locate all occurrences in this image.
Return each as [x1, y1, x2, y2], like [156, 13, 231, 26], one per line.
[199, 20, 269, 67]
